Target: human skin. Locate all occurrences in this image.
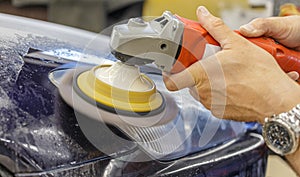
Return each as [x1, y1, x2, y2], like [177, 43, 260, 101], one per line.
[240, 14, 300, 176]
[163, 6, 300, 175]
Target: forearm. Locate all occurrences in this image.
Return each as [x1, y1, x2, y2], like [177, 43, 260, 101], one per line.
[271, 81, 300, 176]
[190, 6, 300, 174]
[286, 149, 300, 176]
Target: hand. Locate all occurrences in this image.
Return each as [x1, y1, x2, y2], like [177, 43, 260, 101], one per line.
[240, 15, 300, 81]
[288, 71, 299, 80]
[240, 15, 300, 51]
[163, 6, 300, 123]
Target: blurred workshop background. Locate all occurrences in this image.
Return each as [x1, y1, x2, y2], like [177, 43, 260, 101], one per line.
[0, 0, 300, 33]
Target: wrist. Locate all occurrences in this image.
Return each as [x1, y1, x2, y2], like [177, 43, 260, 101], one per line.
[263, 105, 300, 176]
[263, 78, 300, 155]
[286, 147, 300, 176]
[265, 78, 300, 121]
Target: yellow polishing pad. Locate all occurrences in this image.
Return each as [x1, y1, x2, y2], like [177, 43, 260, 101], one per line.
[76, 63, 164, 113]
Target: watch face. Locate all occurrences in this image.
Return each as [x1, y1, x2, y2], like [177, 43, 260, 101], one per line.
[264, 121, 294, 155]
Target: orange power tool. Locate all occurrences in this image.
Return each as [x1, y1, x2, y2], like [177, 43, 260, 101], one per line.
[110, 11, 300, 76]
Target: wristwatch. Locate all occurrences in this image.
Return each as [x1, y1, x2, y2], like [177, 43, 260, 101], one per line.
[263, 104, 300, 155]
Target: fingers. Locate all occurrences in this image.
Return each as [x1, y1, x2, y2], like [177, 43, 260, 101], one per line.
[196, 6, 239, 48]
[287, 71, 300, 81]
[239, 17, 284, 38]
[165, 6, 233, 91]
[240, 16, 300, 50]
[163, 62, 204, 91]
[239, 19, 267, 37]
[163, 69, 193, 91]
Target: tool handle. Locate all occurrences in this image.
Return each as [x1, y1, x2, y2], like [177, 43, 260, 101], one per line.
[173, 16, 300, 81]
[244, 35, 300, 74]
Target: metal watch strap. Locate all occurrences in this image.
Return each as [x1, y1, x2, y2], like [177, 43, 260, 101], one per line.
[263, 104, 300, 155]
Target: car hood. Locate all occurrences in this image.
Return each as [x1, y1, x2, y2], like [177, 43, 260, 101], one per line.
[0, 13, 249, 175]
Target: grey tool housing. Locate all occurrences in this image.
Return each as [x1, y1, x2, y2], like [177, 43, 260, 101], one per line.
[110, 11, 184, 72]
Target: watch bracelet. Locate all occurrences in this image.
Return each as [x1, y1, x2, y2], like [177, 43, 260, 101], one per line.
[279, 104, 300, 134]
[264, 104, 300, 155]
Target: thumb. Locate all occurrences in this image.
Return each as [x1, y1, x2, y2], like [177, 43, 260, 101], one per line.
[196, 6, 239, 48]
